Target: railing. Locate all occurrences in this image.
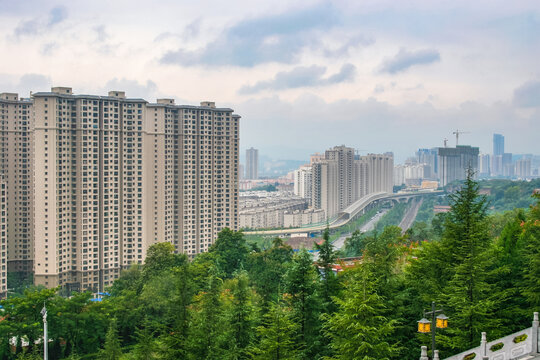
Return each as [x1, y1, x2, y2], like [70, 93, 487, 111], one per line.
[440, 312, 539, 360]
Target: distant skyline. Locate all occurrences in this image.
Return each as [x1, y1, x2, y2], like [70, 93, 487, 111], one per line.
[1, 0, 539, 161]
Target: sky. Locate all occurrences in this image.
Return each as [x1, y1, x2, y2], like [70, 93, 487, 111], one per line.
[1, 0, 539, 163]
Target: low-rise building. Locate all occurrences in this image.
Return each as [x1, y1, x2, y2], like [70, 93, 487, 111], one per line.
[283, 208, 325, 228]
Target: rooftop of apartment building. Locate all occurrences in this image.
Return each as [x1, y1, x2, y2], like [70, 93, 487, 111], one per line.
[5, 87, 237, 112]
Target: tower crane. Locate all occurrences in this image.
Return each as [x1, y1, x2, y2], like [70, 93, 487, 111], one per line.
[452, 129, 470, 146]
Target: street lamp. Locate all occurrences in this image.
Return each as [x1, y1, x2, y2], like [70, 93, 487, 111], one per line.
[418, 301, 448, 358]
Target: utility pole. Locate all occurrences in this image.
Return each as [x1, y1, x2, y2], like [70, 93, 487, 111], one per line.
[41, 302, 48, 360]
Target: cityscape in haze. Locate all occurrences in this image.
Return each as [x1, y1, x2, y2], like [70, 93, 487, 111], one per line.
[1, 1, 540, 360]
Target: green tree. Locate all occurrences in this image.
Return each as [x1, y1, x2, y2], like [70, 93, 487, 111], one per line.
[131, 319, 158, 360]
[210, 228, 249, 278]
[343, 230, 366, 257]
[439, 170, 498, 352]
[250, 299, 299, 360]
[142, 242, 186, 282]
[223, 271, 257, 360]
[522, 193, 540, 308]
[188, 269, 226, 359]
[489, 209, 529, 333]
[0, 288, 57, 356]
[314, 226, 339, 314]
[160, 263, 195, 360]
[247, 238, 293, 304]
[98, 318, 122, 360]
[324, 263, 399, 360]
[49, 291, 109, 357]
[284, 249, 321, 359]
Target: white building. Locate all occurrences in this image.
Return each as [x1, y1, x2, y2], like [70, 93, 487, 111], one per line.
[294, 166, 312, 205]
[284, 208, 325, 228]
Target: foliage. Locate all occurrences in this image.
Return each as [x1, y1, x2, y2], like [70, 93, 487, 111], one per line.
[98, 319, 122, 360]
[210, 228, 249, 278]
[375, 202, 408, 232]
[324, 264, 400, 360]
[2, 187, 540, 360]
[284, 249, 321, 359]
[249, 299, 299, 360]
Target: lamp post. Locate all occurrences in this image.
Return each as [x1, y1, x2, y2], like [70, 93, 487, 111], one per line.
[417, 301, 448, 358]
[41, 303, 48, 360]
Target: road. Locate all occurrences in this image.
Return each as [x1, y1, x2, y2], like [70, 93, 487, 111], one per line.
[398, 198, 423, 233]
[331, 209, 389, 251]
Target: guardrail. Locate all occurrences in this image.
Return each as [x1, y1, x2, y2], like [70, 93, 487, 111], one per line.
[441, 312, 539, 360]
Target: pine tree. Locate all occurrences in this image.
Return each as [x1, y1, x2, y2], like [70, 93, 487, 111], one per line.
[314, 226, 339, 315]
[161, 264, 194, 360]
[224, 271, 256, 360]
[250, 299, 299, 360]
[131, 319, 158, 360]
[522, 193, 540, 308]
[439, 169, 498, 352]
[188, 269, 226, 359]
[489, 210, 529, 334]
[284, 249, 321, 359]
[98, 319, 122, 360]
[324, 263, 399, 360]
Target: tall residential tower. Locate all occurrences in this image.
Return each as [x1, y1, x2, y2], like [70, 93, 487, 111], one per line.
[245, 147, 258, 179]
[1, 87, 240, 291]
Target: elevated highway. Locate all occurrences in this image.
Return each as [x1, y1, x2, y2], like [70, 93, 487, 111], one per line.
[243, 190, 443, 236]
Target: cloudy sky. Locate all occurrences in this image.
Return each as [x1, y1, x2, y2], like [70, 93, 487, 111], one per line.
[1, 0, 539, 162]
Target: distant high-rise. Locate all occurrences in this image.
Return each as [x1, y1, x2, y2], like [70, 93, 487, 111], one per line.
[438, 145, 479, 186]
[310, 152, 324, 165]
[294, 166, 312, 206]
[502, 153, 513, 177]
[311, 145, 393, 219]
[246, 147, 259, 179]
[493, 134, 504, 156]
[515, 158, 532, 178]
[416, 148, 438, 178]
[1, 87, 240, 292]
[478, 153, 491, 177]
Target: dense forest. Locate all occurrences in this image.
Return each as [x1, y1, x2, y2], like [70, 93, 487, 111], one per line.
[1, 174, 539, 360]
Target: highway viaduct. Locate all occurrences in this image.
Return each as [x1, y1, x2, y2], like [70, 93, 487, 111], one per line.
[243, 190, 444, 237]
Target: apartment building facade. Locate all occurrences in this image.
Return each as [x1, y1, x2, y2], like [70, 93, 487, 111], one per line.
[293, 165, 312, 205]
[1, 87, 240, 292]
[1, 177, 6, 298]
[0, 93, 33, 275]
[311, 146, 394, 220]
[438, 145, 479, 187]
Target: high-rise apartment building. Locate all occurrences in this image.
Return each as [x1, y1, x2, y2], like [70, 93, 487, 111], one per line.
[438, 145, 479, 187]
[0, 93, 33, 276]
[325, 146, 355, 211]
[416, 148, 438, 178]
[1, 177, 6, 299]
[478, 153, 491, 177]
[1, 87, 240, 292]
[311, 146, 393, 219]
[364, 153, 394, 194]
[515, 158, 532, 178]
[493, 133, 504, 156]
[312, 160, 339, 219]
[245, 147, 258, 179]
[293, 166, 312, 205]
